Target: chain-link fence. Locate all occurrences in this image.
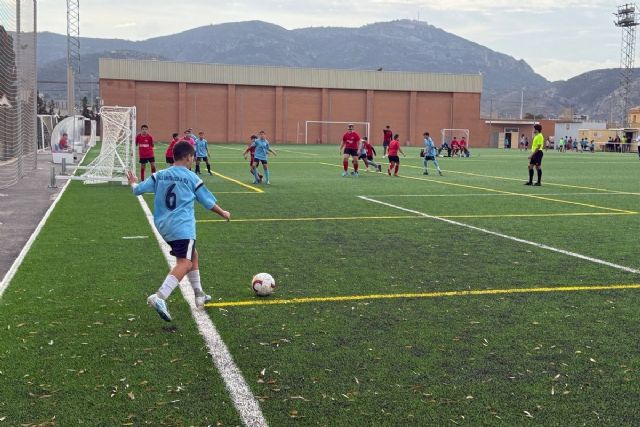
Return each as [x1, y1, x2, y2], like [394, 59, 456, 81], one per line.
[0, 0, 37, 189]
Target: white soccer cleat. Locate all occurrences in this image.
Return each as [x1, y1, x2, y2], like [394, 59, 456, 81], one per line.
[147, 294, 172, 322]
[195, 292, 212, 309]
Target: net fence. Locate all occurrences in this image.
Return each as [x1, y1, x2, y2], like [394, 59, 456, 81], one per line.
[0, 0, 37, 189]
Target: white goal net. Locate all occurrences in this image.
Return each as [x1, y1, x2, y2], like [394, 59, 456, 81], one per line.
[79, 106, 136, 184]
[304, 121, 370, 145]
[441, 129, 470, 148]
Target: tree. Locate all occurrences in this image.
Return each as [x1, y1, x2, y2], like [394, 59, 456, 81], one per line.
[47, 99, 56, 115]
[37, 93, 47, 114]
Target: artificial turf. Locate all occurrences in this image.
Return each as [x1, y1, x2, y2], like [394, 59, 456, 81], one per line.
[0, 144, 638, 425]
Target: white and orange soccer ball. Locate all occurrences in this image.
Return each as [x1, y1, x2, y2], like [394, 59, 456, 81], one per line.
[252, 273, 276, 297]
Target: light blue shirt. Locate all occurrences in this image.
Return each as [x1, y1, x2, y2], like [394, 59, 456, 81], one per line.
[251, 138, 270, 161]
[133, 166, 217, 242]
[195, 138, 208, 158]
[424, 137, 436, 157]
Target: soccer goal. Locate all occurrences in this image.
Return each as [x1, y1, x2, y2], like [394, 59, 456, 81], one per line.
[304, 121, 370, 145]
[71, 106, 136, 184]
[441, 129, 470, 148]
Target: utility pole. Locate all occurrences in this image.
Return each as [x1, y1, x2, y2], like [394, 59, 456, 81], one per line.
[614, 3, 639, 128]
[520, 89, 524, 120]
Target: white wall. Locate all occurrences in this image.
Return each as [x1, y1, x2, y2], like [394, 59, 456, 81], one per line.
[553, 121, 606, 140]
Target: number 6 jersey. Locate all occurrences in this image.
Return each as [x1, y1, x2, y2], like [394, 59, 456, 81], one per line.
[132, 166, 217, 242]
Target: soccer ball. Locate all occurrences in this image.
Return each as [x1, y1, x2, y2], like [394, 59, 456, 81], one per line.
[252, 273, 276, 297]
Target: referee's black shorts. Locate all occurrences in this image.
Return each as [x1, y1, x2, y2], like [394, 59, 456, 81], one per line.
[529, 150, 543, 166]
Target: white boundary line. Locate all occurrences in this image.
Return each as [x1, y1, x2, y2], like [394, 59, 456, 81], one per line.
[135, 196, 267, 427]
[0, 178, 73, 297]
[0, 148, 92, 298]
[359, 196, 640, 275]
[365, 192, 636, 198]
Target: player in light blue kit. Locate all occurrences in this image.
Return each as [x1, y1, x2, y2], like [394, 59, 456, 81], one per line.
[127, 141, 231, 322]
[422, 132, 442, 176]
[194, 131, 212, 176]
[244, 130, 277, 184]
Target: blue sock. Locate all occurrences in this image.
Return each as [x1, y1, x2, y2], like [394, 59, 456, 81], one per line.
[265, 169, 270, 182]
[251, 169, 258, 179]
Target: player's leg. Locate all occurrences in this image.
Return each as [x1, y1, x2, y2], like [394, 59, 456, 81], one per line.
[394, 158, 399, 176]
[251, 161, 260, 183]
[352, 155, 359, 175]
[150, 160, 157, 174]
[387, 160, 394, 175]
[342, 153, 349, 176]
[205, 158, 212, 175]
[423, 156, 429, 174]
[140, 160, 146, 181]
[186, 249, 208, 308]
[433, 158, 443, 176]
[525, 163, 534, 185]
[195, 158, 201, 174]
[535, 153, 543, 185]
[263, 162, 270, 184]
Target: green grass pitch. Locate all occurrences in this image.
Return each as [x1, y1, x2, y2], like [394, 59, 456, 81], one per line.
[1, 144, 639, 425]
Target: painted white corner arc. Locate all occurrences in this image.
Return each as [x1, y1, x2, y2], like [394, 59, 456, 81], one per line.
[358, 196, 640, 275]
[135, 195, 267, 427]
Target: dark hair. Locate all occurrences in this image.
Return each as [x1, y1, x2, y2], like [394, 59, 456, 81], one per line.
[386, 125, 390, 129]
[172, 132, 179, 138]
[534, 124, 542, 133]
[250, 135, 257, 139]
[362, 136, 368, 140]
[173, 141, 195, 160]
[141, 124, 148, 129]
[423, 132, 430, 136]
[393, 134, 399, 139]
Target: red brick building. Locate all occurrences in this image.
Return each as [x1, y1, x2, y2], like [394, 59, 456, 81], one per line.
[99, 58, 486, 146]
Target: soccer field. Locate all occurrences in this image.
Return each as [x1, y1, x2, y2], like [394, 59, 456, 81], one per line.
[1, 145, 640, 425]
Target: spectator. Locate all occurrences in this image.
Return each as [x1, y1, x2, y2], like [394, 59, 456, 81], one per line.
[55, 132, 69, 152]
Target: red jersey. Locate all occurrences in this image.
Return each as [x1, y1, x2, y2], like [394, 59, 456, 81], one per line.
[136, 133, 155, 159]
[247, 143, 256, 161]
[165, 139, 178, 159]
[387, 139, 400, 156]
[342, 131, 361, 150]
[459, 139, 467, 148]
[59, 136, 68, 150]
[451, 139, 460, 148]
[363, 141, 375, 157]
[181, 136, 196, 146]
[383, 129, 393, 143]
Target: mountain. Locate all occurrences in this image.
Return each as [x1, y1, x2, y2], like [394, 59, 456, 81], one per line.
[36, 20, 635, 120]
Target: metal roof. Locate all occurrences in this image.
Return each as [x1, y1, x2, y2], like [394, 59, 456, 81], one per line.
[99, 58, 482, 93]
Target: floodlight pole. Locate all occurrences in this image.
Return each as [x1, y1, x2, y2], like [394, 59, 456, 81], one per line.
[615, 3, 639, 128]
[66, 0, 80, 116]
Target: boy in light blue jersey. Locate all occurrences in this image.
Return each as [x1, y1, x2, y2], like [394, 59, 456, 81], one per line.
[422, 132, 442, 176]
[194, 131, 212, 175]
[127, 141, 231, 322]
[243, 130, 277, 184]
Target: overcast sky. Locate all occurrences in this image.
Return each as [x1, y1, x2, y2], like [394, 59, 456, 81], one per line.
[37, 0, 624, 81]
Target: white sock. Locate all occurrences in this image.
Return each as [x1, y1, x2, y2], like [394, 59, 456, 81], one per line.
[187, 270, 203, 295]
[157, 274, 180, 300]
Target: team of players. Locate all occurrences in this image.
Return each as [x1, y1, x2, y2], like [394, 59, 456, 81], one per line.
[132, 123, 544, 322]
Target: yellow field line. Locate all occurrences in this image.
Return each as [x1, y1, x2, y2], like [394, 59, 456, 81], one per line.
[320, 162, 635, 214]
[205, 283, 640, 308]
[197, 211, 636, 223]
[433, 167, 640, 195]
[212, 171, 263, 193]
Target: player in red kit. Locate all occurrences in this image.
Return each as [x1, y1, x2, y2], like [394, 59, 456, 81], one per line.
[387, 134, 406, 176]
[339, 124, 361, 177]
[382, 125, 393, 157]
[136, 124, 156, 180]
[243, 135, 263, 182]
[358, 137, 382, 172]
[165, 133, 179, 166]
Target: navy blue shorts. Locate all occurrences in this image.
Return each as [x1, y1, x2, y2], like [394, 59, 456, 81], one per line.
[196, 156, 209, 162]
[253, 158, 268, 165]
[168, 239, 196, 260]
[530, 151, 544, 166]
[139, 157, 155, 164]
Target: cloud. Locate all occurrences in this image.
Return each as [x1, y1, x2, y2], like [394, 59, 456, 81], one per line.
[532, 58, 620, 81]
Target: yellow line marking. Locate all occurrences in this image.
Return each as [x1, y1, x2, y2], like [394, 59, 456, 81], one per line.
[434, 167, 640, 195]
[197, 211, 635, 223]
[212, 171, 263, 193]
[206, 283, 640, 308]
[320, 162, 636, 214]
[214, 191, 260, 194]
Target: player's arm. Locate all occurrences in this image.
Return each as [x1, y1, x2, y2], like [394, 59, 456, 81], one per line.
[399, 147, 406, 157]
[194, 183, 230, 221]
[339, 138, 345, 153]
[268, 145, 277, 156]
[371, 145, 377, 156]
[128, 170, 156, 195]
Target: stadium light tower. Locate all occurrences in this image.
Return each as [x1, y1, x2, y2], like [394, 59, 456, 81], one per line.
[614, 3, 639, 127]
[66, 0, 80, 115]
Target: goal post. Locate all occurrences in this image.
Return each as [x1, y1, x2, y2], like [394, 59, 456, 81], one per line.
[441, 129, 470, 147]
[304, 121, 370, 145]
[67, 106, 136, 184]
